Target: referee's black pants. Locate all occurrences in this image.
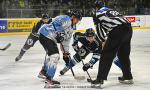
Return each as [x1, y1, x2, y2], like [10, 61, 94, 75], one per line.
[97, 23, 133, 80]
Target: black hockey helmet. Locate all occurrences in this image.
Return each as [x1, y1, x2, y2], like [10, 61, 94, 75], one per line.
[85, 28, 95, 37]
[95, 0, 105, 9]
[42, 13, 49, 19]
[67, 9, 82, 20]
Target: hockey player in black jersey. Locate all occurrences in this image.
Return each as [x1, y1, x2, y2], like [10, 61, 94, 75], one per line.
[60, 28, 101, 75]
[15, 14, 52, 61]
[91, 1, 133, 88]
[60, 28, 122, 75]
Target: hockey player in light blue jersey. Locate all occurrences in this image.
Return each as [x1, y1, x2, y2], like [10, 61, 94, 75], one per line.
[37, 10, 82, 88]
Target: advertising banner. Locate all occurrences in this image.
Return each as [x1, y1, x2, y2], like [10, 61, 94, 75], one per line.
[126, 16, 141, 27]
[0, 20, 8, 33]
[8, 19, 39, 30]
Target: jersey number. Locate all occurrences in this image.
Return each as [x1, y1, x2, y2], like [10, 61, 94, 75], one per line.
[106, 10, 121, 17]
[109, 11, 119, 16]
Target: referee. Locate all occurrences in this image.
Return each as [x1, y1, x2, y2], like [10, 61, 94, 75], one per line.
[91, 1, 133, 87]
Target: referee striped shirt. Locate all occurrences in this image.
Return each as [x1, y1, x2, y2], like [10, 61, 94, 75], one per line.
[94, 7, 130, 42]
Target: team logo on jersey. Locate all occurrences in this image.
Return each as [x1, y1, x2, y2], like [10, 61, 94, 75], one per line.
[78, 48, 86, 56]
[27, 39, 34, 45]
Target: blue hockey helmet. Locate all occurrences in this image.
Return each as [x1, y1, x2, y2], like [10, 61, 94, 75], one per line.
[95, 0, 105, 8]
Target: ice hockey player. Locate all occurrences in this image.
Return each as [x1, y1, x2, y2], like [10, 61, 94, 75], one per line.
[91, 1, 133, 88]
[60, 28, 122, 75]
[15, 14, 52, 61]
[37, 10, 82, 88]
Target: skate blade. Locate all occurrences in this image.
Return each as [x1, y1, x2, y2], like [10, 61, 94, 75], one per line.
[74, 76, 85, 80]
[44, 84, 61, 88]
[119, 80, 134, 84]
[91, 84, 102, 89]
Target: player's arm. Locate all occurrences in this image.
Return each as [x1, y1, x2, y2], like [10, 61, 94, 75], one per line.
[54, 16, 72, 43]
[94, 9, 109, 43]
[31, 21, 43, 36]
[83, 47, 101, 71]
[32, 21, 42, 33]
[57, 17, 73, 64]
[94, 21, 106, 42]
[72, 32, 83, 52]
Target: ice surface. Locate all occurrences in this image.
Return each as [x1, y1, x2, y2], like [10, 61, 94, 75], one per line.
[0, 30, 150, 90]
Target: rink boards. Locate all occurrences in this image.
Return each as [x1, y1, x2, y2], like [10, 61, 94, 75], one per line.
[1, 15, 150, 36]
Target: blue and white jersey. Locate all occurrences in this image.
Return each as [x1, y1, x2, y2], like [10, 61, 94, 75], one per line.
[38, 15, 73, 52]
[38, 15, 73, 42]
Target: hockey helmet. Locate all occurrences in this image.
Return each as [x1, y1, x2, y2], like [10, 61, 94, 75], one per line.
[67, 9, 82, 20]
[85, 28, 95, 37]
[42, 14, 49, 19]
[95, 0, 105, 8]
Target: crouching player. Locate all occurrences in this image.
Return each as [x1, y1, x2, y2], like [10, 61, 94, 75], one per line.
[60, 28, 122, 75]
[37, 10, 82, 88]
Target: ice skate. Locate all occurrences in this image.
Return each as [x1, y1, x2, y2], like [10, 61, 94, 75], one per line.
[38, 68, 46, 79]
[118, 77, 134, 84]
[15, 55, 23, 62]
[44, 79, 61, 88]
[15, 49, 25, 62]
[91, 79, 104, 89]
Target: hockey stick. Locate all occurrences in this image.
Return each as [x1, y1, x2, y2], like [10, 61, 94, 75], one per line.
[60, 43, 85, 80]
[0, 43, 11, 51]
[79, 54, 93, 82]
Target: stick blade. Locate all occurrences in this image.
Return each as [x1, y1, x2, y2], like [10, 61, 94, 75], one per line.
[3, 43, 11, 50]
[0, 43, 11, 51]
[87, 78, 92, 82]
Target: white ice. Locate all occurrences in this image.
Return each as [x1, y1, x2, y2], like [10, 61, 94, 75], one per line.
[0, 30, 150, 90]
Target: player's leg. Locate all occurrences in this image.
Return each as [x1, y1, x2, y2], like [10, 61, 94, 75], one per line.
[117, 27, 133, 84]
[15, 34, 38, 61]
[83, 53, 123, 71]
[91, 26, 126, 86]
[117, 41, 133, 84]
[92, 24, 133, 86]
[113, 56, 122, 70]
[60, 46, 89, 75]
[38, 53, 49, 79]
[38, 34, 60, 87]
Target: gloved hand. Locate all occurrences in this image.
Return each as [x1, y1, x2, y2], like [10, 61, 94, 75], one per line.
[63, 52, 70, 65]
[83, 63, 93, 71]
[56, 33, 64, 43]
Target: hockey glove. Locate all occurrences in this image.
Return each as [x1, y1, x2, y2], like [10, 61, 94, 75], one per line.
[63, 52, 70, 65]
[83, 63, 93, 71]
